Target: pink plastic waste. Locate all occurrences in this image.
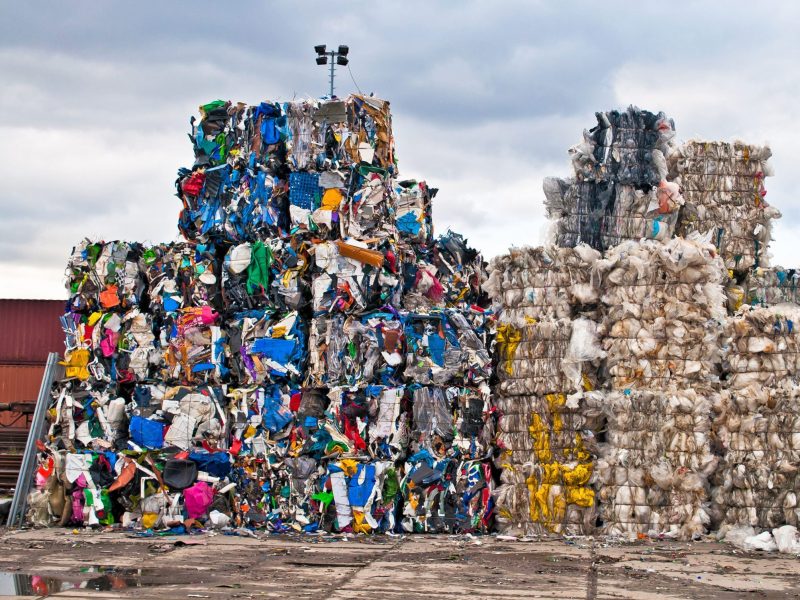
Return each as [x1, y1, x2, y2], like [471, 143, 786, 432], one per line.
[183, 481, 214, 519]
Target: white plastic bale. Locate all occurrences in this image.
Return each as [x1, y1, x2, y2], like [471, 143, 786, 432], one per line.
[670, 141, 780, 272]
[483, 245, 600, 321]
[597, 238, 726, 390]
[493, 391, 603, 535]
[711, 384, 800, 529]
[712, 305, 800, 530]
[599, 388, 717, 540]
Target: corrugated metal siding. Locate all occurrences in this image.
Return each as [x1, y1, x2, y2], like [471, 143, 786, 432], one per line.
[0, 365, 43, 430]
[0, 364, 44, 404]
[0, 299, 65, 364]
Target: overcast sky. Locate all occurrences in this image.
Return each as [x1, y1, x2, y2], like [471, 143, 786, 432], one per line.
[1, 1, 798, 299]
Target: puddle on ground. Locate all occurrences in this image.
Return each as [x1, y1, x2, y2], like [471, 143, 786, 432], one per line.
[0, 566, 160, 596]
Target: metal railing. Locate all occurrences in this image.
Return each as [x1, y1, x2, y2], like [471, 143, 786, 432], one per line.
[7, 352, 60, 527]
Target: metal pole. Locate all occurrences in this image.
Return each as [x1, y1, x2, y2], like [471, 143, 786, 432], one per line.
[8, 352, 60, 528]
[329, 50, 335, 97]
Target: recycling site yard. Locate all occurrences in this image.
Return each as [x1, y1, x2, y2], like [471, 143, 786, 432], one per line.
[0, 529, 798, 599]
[7, 42, 800, 600]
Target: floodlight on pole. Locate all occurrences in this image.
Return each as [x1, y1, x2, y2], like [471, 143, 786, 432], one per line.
[315, 43, 350, 97]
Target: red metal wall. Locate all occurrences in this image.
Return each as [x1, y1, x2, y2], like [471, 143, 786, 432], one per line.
[0, 365, 42, 428]
[0, 299, 65, 364]
[0, 299, 63, 432]
[0, 365, 44, 403]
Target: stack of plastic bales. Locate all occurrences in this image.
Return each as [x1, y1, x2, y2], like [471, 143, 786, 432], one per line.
[485, 245, 605, 535]
[543, 107, 684, 251]
[30, 93, 497, 536]
[595, 238, 726, 538]
[711, 305, 800, 531]
[39, 239, 231, 530]
[670, 141, 780, 273]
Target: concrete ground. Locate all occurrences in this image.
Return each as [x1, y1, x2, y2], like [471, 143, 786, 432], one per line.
[0, 528, 797, 599]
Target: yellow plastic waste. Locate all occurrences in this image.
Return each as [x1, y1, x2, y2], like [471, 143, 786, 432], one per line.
[496, 324, 521, 376]
[142, 512, 158, 529]
[321, 188, 344, 210]
[339, 459, 359, 477]
[526, 392, 595, 531]
[60, 348, 90, 380]
[352, 510, 372, 534]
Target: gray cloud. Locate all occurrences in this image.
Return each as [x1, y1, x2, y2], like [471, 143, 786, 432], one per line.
[1, 0, 798, 298]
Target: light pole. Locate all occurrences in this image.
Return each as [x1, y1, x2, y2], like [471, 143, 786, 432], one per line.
[314, 45, 349, 98]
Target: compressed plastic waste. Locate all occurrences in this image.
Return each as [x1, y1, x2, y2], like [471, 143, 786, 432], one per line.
[483, 245, 600, 322]
[485, 245, 603, 535]
[31, 91, 498, 536]
[143, 242, 221, 316]
[221, 238, 310, 313]
[596, 238, 727, 390]
[400, 230, 487, 312]
[227, 310, 306, 385]
[310, 238, 401, 315]
[544, 107, 682, 251]
[711, 305, 800, 531]
[60, 308, 160, 385]
[35, 94, 800, 545]
[176, 96, 397, 244]
[670, 141, 780, 272]
[309, 309, 492, 388]
[597, 387, 718, 539]
[544, 178, 683, 251]
[309, 311, 405, 387]
[569, 107, 675, 187]
[494, 391, 603, 535]
[66, 240, 147, 314]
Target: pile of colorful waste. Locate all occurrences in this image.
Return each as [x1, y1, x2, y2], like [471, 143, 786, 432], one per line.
[29, 94, 800, 547]
[32, 94, 497, 535]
